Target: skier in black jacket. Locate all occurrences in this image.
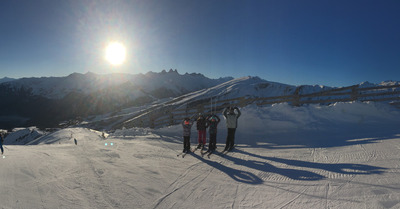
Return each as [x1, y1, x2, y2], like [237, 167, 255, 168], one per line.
[206, 114, 220, 151]
[196, 113, 209, 149]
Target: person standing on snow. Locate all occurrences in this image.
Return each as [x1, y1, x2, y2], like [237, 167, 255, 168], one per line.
[196, 113, 209, 149]
[206, 114, 220, 152]
[181, 117, 193, 152]
[0, 132, 5, 155]
[223, 107, 241, 151]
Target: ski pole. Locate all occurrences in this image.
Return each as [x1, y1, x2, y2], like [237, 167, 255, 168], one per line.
[211, 97, 213, 115]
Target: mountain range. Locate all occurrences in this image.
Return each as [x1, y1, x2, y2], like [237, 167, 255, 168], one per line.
[0, 70, 232, 129]
[1, 70, 399, 130]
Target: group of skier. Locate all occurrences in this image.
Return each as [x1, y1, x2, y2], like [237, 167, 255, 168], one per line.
[181, 106, 241, 154]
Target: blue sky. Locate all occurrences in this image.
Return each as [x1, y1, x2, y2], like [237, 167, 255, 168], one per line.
[0, 0, 399, 86]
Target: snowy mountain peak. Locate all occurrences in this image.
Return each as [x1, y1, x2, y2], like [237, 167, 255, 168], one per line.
[359, 81, 375, 88]
[0, 77, 16, 84]
[358, 80, 400, 88]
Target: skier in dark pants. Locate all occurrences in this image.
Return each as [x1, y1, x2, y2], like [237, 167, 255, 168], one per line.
[181, 117, 193, 152]
[206, 114, 220, 152]
[0, 132, 4, 155]
[196, 113, 209, 149]
[223, 107, 241, 151]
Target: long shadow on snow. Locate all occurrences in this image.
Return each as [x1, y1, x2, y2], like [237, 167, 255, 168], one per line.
[191, 151, 325, 184]
[221, 151, 326, 181]
[235, 149, 387, 176]
[190, 152, 263, 185]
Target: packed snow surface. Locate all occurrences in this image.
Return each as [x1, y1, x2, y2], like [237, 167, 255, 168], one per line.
[1, 102, 400, 208]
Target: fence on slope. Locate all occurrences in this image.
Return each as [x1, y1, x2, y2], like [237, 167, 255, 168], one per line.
[118, 84, 400, 129]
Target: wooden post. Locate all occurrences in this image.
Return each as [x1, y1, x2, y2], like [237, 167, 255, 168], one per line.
[238, 97, 248, 107]
[169, 111, 174, 126]
[149, 115, 155, 129]
[197, 104, 204, 116]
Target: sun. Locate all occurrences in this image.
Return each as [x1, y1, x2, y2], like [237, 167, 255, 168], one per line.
[105, 42, 126, 66]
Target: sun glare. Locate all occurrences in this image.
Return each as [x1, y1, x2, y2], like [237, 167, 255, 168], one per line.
[105, 42, 126, 66]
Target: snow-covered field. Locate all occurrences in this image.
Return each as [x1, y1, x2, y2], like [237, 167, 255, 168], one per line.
[1, 102, 400, 209]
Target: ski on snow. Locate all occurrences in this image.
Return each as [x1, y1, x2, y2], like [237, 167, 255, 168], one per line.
[192, 144, 205, 154]
[218, 150, 229, 156]
[177, 145, 233, 158]
[206, 150, 214, 158]
[177, 145, 202, 158]
[177, 150, 189, 158]
[200, 147, 208, 157]
[218, 146, 235, 156]
[201, 149, 209, 157]
[177, 151, 191, 158]
[201, 148, 216, 158]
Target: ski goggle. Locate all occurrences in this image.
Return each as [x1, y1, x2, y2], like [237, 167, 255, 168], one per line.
[184, 121, 190, 125]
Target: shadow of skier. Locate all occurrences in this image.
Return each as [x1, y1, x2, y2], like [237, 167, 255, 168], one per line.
[234, 149, 387, 176]
[221, 151, 325, 181]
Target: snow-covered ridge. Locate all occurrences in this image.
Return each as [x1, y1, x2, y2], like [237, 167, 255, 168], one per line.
[4, 127, 45, 145]
[161, 76, 335, 109]
[0, 77, 16, 84]
[1, 71, 233, 99]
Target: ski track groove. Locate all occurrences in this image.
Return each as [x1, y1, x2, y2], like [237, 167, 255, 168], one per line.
[80, 145, 117, 209]
[311, 148, 316, 163]
[278, 187, 309, 209]
[325, 183, 330, 209]
[152, 159, 206, 209]
[182, 166, 215, 206]
[152, 164, 213, 209]
[23, 156, 46, 209]
[164, 161, 203, 192]
[230, 184, 240, 209]
[359, 144, 373, 163]
[328, 175, 357, 197]
[261, 181, 362, 204]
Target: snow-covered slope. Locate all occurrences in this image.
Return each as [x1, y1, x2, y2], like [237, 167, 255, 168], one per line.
[4, 127, 45, 145]
[27, 127, 106, 145]
[1, 102, 400, 208]
[176, 76, 297, 102]
[168, 77, 400, 108]
[166, 76, 314, 106]
[157, 101, 400, 147]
